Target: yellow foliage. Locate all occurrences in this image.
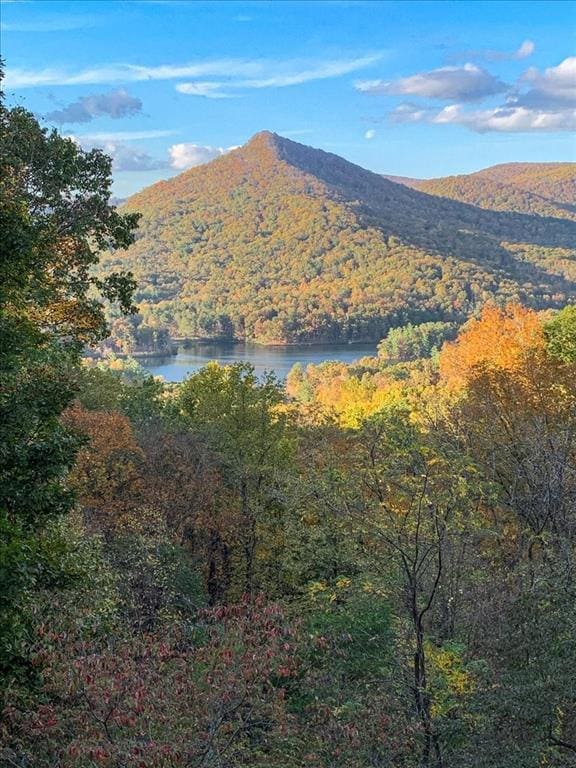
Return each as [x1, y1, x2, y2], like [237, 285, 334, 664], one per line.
[426, 642, 475, 718]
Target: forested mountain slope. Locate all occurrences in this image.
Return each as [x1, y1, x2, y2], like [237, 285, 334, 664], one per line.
[473, 162, 576, 207]
[388, 162, 576, 220]
[106, 133, 576, 344]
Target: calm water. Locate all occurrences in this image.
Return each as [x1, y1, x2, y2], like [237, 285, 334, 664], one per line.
[140, 341, 378, 382]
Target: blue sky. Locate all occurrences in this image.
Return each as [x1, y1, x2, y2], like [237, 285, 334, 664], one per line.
[2, 0, 575, 196]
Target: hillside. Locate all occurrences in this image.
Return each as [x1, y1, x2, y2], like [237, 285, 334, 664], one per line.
[389, 162, 576, 220]
[472, 162, 576, 208]
[105, 133, 576, 344]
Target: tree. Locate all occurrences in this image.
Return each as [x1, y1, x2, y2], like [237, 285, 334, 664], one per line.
[545, 305, 576, 363]
[62, 405, 144, 534]
[378, 321, 458, 363]
[437, 304, 576, 763]
[179, 363, 294, 597]
[439, 304, 576, 544]
[353, 405, 479, 767]
[0, 76, 139, 682]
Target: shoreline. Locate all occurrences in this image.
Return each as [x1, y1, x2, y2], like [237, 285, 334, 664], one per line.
[95, 337, 381, 360]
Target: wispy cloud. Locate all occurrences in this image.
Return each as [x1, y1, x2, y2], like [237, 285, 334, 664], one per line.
[450, 39, 535, 64]
[45, 89, 142, 125]
[278, 129, 315, 137]
[364, 129, 376, 139]
[175, 82, 234, 99]
[5, 53, 383, 90]
[176, 55, 383, 98]
[356, 63, 507, 102]
[1, 16, 96, 32]
[72, 129, 179, 142]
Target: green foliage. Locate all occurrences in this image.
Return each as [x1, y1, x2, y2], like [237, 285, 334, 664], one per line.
[179, 362, 291, 471]
[105, 532, 207, 629]
[303, 581, 392, 680]
[378, 320, 459, 362]
[77, 365, 165, 422]
[0, 81, 138, 685]
[545, 305, 576, 362]
[179, 362, 295, 596]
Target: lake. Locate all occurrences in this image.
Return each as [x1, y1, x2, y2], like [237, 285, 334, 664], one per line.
[139, 341, 379, 382]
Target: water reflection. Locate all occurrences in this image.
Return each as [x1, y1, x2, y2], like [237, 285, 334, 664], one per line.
[139, 341, 378, 382]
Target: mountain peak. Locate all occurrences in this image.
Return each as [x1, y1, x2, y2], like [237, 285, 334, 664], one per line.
[116, 137, 575, 345]
[245, 130, 285, 153]
[247, 130, 280, 143]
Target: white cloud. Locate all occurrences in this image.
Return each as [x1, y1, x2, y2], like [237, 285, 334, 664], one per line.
[357, 63, 507, 102]
[168, 143, 229, 170]
[175, 82, 233, 99]
[69, 136, 168, 172]
[391, 100, 576, 133]
[433, 103, 576, 133]
[6, 53, 383, 90]
[514, 40, 536, 60]
[389, 102, 434, 123]
[100, 142, 168, 171]
[70, 134, 231, 173]
[517, 56, 576, 109]
[364, 129, 376, 139]
[386, 56, 576, 133]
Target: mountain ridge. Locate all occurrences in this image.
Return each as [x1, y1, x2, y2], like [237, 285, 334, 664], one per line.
[385, 162, 576, 219]
[104, 133, 576, 345]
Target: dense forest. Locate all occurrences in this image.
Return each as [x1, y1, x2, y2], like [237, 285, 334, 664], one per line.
[98, 133, 576, 350]
[387, 163, 576, 221]
[2, 90, 576, 768]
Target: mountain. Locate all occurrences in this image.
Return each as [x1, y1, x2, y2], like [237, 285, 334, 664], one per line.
[388, 163, 576, 220]
[472, 163, 576, 207]
[381, 174, 423, 190]
[104, 133, 576, 345]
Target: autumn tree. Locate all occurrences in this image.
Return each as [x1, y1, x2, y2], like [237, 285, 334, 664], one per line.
[179, 363, 295, 597]
[353, 405, 480, 766]
[439, 303, 576, 544]
[62, 406, 144, 534]
[437, 304, 576, 763]
[0, 77, 139, 682]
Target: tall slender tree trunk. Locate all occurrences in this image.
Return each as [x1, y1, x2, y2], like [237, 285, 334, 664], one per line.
[241, 477, 255, 597]
[411, 587, 443, 767]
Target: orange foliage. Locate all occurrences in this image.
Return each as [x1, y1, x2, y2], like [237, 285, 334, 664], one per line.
[439, 304, 546, 389]
[62, 404, 144, 532]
